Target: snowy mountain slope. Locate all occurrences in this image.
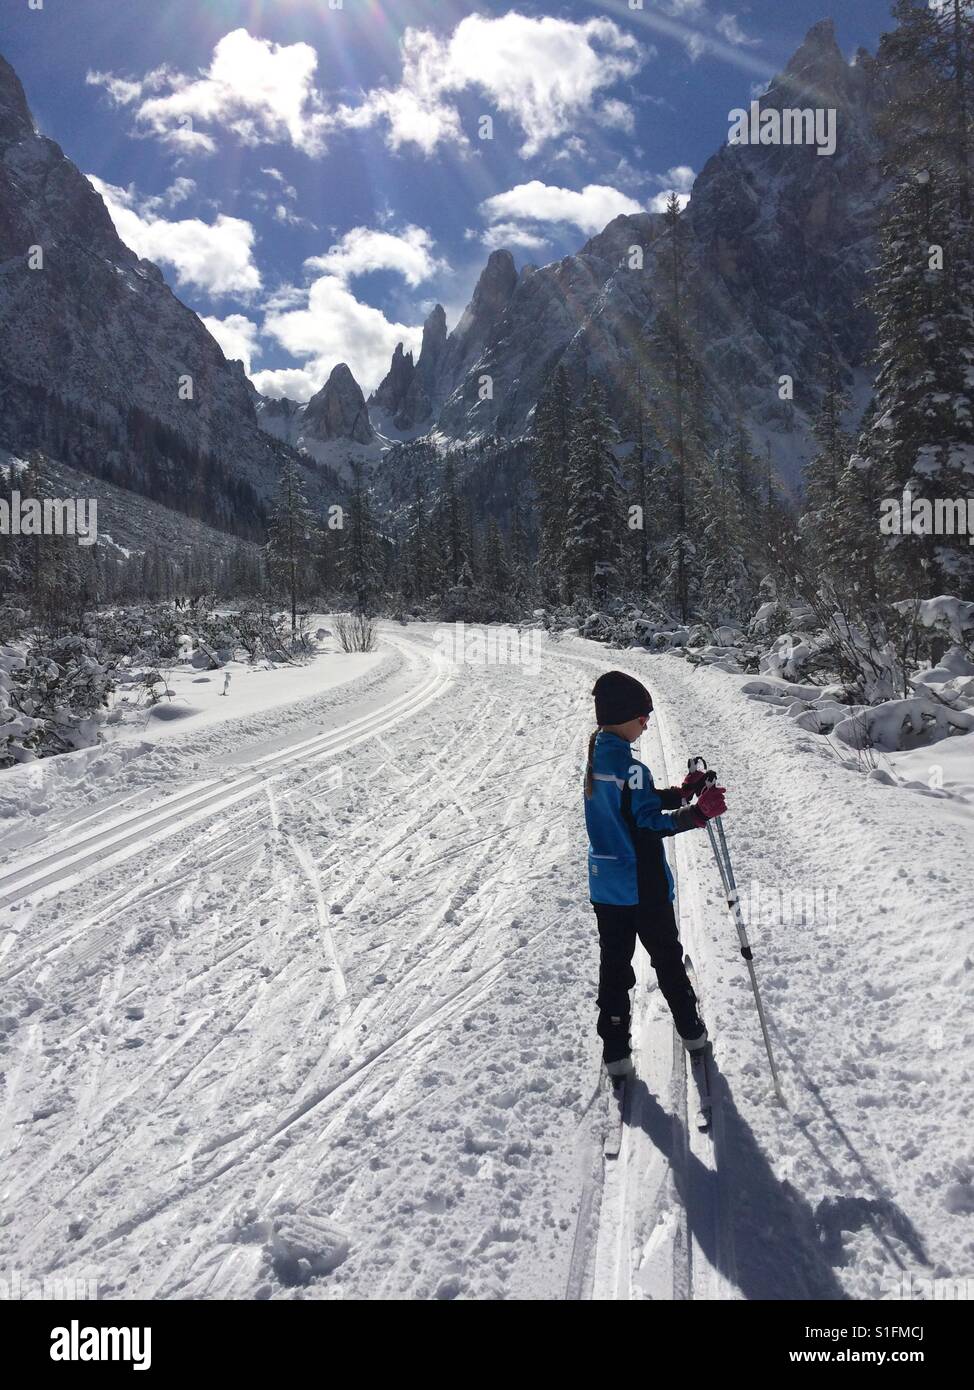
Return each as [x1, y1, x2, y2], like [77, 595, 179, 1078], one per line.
[0, 623, 969, 1300]
[0, 53, 323, 533]
[0, 448, 258, 564]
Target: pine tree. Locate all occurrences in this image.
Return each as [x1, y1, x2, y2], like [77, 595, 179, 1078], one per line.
[699, 446, 752, 623]
[437, 456, 465, 587]
[646, 194, 711, 620]
[623, 361, 655, 594]
[267, 458, 317, 636]
[532, 365, 573, 603]
[862, 2, 974, 596]
[508, 469, 531, 604]
[801, 340, 855, 577]
[405, 477, 429, 606]
[482, 517, 510, 599]
[341, 462, 381, 613]
[562, 380, 625, 604]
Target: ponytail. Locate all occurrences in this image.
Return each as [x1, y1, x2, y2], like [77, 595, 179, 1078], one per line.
[584, 728, 599, 798]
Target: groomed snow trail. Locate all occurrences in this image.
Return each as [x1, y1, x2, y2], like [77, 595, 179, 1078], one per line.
[0, 627, 968, 1300]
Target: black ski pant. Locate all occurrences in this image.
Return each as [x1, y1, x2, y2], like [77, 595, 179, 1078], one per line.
[593, 899, 700, 1062]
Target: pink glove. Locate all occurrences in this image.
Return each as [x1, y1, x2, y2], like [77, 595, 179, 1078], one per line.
[680, 768, 708, 800]
[689, 783, 727, 825]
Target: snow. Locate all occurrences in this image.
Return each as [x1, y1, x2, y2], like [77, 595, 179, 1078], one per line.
[0, 625, 971, 1300]
[108, 643, 382, 751]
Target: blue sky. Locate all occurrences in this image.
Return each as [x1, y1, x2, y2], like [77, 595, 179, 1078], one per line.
[2, 0, 896, 399]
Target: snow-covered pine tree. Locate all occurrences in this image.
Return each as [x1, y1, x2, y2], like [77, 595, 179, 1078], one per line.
[340, 461, 381, 614]
[698, 446, 753, 624]
[482, 517, 510, 601]
[562, 380, 624, 605]
[437, 456, 465, 588]
[864, 0, 974, 596]
[404, 476, 429, 607]
[507, 469, 531, 605]
[531, 365, 573, 603]
[623, 361, 656, 594]
[267, 457, 318, 636]
[646, 194, 711, 620]
[801, 338, 855, 578]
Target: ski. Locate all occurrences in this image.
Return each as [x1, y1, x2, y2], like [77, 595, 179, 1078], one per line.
[683, 954, 713, 1132]
[603, 1072, 629, 1157]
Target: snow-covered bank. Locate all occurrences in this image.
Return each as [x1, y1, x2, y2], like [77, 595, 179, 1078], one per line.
[109, 647, 383, 751]
[0, 638, 390, 843]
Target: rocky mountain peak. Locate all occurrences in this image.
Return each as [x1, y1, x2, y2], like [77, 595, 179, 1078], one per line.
[419, 304, 447, 364]
[0, 54, 34, 146]
[776, 18, 856, 105]
[304, 363, 374, 445]
[466, 249, 517, 325]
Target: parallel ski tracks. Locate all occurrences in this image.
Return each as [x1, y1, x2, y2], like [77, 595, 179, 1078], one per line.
[0, 635, 452, 965]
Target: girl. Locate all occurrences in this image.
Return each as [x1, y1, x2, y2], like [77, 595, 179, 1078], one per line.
[583, 670, 727, 1079]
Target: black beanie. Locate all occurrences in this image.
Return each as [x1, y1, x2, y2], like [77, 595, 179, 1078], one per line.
[593, 671, 653, 725]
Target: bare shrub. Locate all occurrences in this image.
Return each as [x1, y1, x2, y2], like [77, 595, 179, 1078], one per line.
[334, 612, 378, 653]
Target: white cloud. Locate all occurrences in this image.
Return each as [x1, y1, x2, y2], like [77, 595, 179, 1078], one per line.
[274, 204, 318, 230]
[648, 165, 695, 213]
[658, 164, 696, 192]
[305, 225, 445, 288]
[249, 367, 324, 402]
[475, 221, 552, 252]
[716, 14, 762, 48]
[260, 166, 296, 197]
[595, 98, 636, 133]
[632, 2, 766, 70]
[141, 176, 196, 214]
[337, 13, 644, 158]
[201, 313, 261, 372]
[87, 29, 332, 157]
[87, 174, 261, 298]
[260, 276, 423, 397]
[89, 17, 646, 163]
[553, 135, 592, 165]
[86, 70, 148, 106]
[480, 181, 644, 237]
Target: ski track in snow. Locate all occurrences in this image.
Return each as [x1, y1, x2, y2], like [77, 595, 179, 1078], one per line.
[0, 627, 970, 1300]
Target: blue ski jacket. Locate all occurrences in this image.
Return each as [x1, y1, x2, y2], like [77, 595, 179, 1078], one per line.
[584, 731, 696, 908]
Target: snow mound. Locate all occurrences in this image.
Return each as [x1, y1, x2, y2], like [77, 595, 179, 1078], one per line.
[146, 703, 199, 723]
[264, 1207, 350, 1286]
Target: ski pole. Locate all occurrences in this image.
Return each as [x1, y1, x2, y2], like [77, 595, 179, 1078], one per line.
[688, 758, 786, 1105]
[688, 760, 732, 897]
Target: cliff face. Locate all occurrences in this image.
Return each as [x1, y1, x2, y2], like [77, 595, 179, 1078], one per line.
[0, 53, 315, 531]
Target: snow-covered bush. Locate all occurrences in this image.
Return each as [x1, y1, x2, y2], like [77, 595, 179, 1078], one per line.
[0, 636, 114, 766]
[0, 606, 28, 643]
[832, 696, 974, 753]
